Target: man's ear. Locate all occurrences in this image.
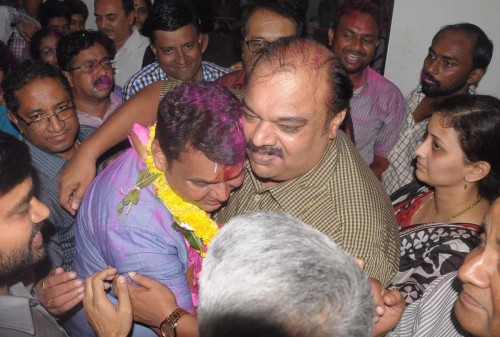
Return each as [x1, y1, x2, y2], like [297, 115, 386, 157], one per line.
[327, 28, 335, 47]
[150, 43, 157, 59]
[467, 68, 485, 86]
[63, 71, 74, 87]
[151, 139, 168, 172]
[466, 160, 491, 184]
[7, 110, 25, 134]
[327, 109, 347, 139]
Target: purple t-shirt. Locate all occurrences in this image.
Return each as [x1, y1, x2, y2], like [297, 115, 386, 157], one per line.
[65, 148, 192, 337]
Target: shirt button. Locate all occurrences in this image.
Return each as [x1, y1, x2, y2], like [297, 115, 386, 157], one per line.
[254, 195, 261, 202]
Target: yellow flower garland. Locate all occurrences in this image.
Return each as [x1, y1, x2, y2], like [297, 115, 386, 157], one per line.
[145, 124, 219, 255]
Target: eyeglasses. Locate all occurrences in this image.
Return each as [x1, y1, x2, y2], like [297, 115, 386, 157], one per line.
[40, 46, 56, 56]
[17, 104, 75, 130]
[245, 38, 271, 53]
[68, 59, 115, 73]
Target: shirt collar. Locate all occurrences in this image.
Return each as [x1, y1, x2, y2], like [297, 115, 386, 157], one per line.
[0, 282, 38, 334]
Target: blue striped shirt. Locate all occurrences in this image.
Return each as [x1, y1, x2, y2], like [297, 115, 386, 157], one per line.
[27, 126, 95, 270]
[123, 60, 230, 101]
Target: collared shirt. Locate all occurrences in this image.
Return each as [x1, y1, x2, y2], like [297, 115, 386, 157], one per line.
[123, 60, 230, 101]
[114, 27, 150, 88]
[382, 85, 476, 195]
[350, 67, 405, 164]
[27, 126, 95, 270]
[66, 148, 192, 337]
[214, 132, 400, 286]
[388, 272, 469, 337]
[0, 282, 68, 336]
[76, 92, 122, 128]
[216, 68, 247, 90]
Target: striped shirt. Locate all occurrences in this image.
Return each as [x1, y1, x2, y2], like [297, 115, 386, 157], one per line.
[388, 272, 470, 337]
[350, 67, 405, 164]
[382, 85, 476, 195]
[214, 132, 400, 286]
[123, 60, 230, 101]
[76, 92, 122, 128]
[27, 126, 95, 270]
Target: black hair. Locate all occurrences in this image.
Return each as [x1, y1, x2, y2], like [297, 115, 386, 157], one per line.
[29, 27, 62, 60]
[57, 30, 116, 71]
[156, 81, 245, 165]
[2, 61, 73, 116]
[241, 0, 306, 38]
[38, 0, 71, 28]
[331, 1, 382, 37]
[435, 94, 500, 202]
[433, 23, 493, 71]
[0, 131, 33, 197]
[65, 0, 89, 20]
[143, 0, 200, 44]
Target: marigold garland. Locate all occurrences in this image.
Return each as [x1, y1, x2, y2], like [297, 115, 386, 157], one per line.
[145, 124, 219, 255]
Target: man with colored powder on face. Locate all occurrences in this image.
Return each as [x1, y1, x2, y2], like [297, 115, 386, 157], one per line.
[328, 1, 405, 180]
[382, 23, 493, 195]
[58, 30, 121, 128]
[64, 81, 246, 337]
[214, 37, 399, 287]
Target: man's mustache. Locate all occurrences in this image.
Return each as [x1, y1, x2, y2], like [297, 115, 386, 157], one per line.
[246, 140, 284, 158]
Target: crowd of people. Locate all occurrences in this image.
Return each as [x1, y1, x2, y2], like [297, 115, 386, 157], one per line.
[0, 1, 499, 337]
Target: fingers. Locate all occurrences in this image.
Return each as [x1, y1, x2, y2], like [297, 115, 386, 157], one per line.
[58, 179, 80, 215]
[355, 257, 365, 270]
[383, 289, 405, 310]
[369, 278, 385, 322]
[127, 271, 157, 289]
[114, 276, 132, 315]
[37, 268, 85, 316]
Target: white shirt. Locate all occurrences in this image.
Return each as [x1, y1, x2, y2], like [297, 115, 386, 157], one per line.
[114, 27, 150, 87]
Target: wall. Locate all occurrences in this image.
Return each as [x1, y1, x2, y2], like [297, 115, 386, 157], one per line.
[384, 0, 500, 97]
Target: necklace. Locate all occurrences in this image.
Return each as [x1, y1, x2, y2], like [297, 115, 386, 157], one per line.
[414, 193, 483, 223]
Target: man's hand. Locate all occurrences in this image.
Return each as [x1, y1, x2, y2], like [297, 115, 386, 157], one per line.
[370, 278, 405, 337]
[35, 268, 84, 317]
[58, 149, 96, 214]
[127, 271, 180, 328]
[84, 268, 132, 337]
[16, 20, 38, 42]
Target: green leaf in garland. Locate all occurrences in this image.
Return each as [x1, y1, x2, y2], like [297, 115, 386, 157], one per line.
[184, 230, 203, 251]
[117, 170, 160, 221]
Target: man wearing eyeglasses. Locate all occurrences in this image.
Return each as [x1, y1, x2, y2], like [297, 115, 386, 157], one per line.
[57, 30, 121, 128]
[3, 60, 95, 271]
[217, 0, 304, 91]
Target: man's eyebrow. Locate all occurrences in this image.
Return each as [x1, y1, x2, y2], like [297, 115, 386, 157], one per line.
[276, 117, 307, 124]
[6, 188, 34, 217]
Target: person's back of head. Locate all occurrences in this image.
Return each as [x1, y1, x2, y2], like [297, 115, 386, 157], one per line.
[199, 211, 373, 337]
[155, 81, 245, 166]
[143, 0, 200, 44]
[432, 94, 500, 201]
[433, 23, 493, 73]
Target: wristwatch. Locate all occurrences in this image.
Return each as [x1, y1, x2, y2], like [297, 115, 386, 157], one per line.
[160, 308, 189, 337]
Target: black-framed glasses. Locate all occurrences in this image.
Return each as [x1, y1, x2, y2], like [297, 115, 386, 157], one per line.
[17, 105, 75, 130]
[68, 59, 115, 73]
[245, 38, 271, 53]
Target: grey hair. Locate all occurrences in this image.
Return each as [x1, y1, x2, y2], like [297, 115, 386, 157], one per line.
[198, 212, 373, 337]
